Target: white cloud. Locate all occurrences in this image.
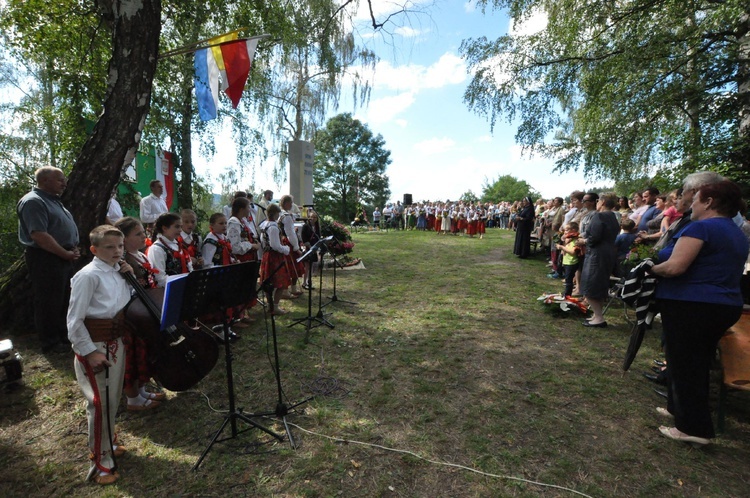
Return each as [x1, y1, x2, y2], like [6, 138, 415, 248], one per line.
[364, 92, 416, 124]
[372, 52, 466, 92]
[394, 119, 408, 128]
[394, 26, 423, 38]
[510, 9, 548, 37]
[463, 1, 476, 14]
[413, 137, 456, 155]
[475, 135, 492, 143]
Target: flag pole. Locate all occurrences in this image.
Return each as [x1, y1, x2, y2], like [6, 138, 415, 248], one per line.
[159, 32, 271, 59]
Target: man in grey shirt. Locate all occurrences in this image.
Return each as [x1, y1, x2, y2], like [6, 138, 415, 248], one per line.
[17, 166, 80, 353]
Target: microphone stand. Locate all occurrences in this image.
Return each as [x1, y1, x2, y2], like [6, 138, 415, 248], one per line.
[287, 238, 334, 342]
[321, 235, 356, 307]
[252, 261, 314, 448]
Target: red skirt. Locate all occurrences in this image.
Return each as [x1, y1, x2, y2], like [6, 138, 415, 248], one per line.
[477, 221, 486, 234]
[261, 250, 291, 289]
[434, 216, 442, 231]
[467, 220, 477, 235]
[458, 219, 468, 231]
[123, 332, 151, 388]
[282, 239, 305, 279]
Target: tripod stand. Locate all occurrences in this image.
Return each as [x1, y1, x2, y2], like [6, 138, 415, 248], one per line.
[288, 237, 334, 341]
[321, 239, 356, 308]
[253, 261, 314, 448]
[190, 263, 283, 471]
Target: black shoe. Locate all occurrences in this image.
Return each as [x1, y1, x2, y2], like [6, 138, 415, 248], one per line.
[642, 372, 668, 386]
[653, 388, 668, 398]
[653, 360, 666, 367]
[582, 320, 607, 328]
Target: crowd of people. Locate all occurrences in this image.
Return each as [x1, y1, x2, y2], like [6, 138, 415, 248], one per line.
[514, 173, 750, 448]
[17, 168, 319, 485]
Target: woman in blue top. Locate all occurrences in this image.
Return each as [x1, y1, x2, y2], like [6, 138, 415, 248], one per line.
[651, 180, 748, 447]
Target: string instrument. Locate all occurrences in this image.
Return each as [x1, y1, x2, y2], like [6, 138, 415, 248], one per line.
[122, 272, 219, 391]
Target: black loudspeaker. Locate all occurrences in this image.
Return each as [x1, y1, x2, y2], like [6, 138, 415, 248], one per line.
[403, 193, 413, 205]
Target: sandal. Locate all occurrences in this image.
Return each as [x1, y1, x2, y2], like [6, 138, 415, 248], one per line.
[127, 398, 161, 412]
[92, 471, 119, 485]
[658, 426, 710, 447]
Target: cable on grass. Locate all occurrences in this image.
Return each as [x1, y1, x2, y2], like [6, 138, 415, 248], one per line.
[286, 422, 595, 498]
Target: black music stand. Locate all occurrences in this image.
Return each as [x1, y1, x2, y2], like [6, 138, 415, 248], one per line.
[321, 237, 356, 308]
[288, 237, 334, 341]
[189, 262, 284, 471]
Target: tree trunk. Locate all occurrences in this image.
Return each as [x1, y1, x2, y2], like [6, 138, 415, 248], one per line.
[0, 0, 162, 331]
[176, 79, 194, 209]
[738, 11, 750, 170]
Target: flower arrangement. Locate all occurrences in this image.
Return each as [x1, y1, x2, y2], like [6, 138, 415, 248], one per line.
[320, 215, 355, 255]
[625, 241, 658, 265]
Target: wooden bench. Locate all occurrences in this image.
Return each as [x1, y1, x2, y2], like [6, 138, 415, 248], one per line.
[717, 310, 750, 432]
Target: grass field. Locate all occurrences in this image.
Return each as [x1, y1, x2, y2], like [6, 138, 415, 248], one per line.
[1, 227, 749, 497]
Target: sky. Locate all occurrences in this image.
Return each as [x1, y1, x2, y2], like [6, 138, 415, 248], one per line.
[195, 1, 605, 203]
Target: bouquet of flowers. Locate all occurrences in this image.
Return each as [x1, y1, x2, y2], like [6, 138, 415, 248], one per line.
[625, 241, 658, 265]
[320, 216, 355, 255]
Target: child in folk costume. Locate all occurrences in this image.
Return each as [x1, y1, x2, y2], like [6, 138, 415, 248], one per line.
[179, 209, 204, 269]
[114, 217, 164, 412]
[279, 195, 305, 297]
[227, 198, 262, 319]
[202, 213, 244, 338]
[260, 203, 292, 315]
[147, 213, 193, 287]
[467, 206, 478, 237]
[227, 198, 261, 263]
[477, 207, 487, 239]
[67, 225, 133, 485]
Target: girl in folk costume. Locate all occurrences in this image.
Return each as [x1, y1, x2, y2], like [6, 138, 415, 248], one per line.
[457, 205, 468, 235]
[440, 206, 451, 234]
[279, 195, 305, 297]
[450, 205, 460, 235]
[467, 206, 478, 237]
[179, 209, 204, 269]
[147, 213, 193, 287]
[426, 203, 436, 231]
[477, 206, 487, 239]
[227, 198, 261, 319]
[201, 213, 237, 269]
[227, 198, 261, 263]
[260, 203, 292, 315]
[114, 217, 164, 412]
[416, 205, 428, 230]
[202, 213, 245, 337]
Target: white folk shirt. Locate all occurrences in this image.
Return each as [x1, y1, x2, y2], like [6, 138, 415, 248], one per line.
[280, 211, 300, 249]
[67, 257, 133, 357]
[260, 221, 290, 254]
[139, 193, 168, 224]
[147, 235, 193, 286]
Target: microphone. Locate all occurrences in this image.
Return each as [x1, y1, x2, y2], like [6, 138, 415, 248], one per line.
[252, 203, 266, 211]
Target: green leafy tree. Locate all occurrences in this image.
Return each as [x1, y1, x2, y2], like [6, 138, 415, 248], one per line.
[313, 113, 391, 222]
[461, 1, 750, 185]
[459, 190, 479, 203]
[481, 174, 536, 202]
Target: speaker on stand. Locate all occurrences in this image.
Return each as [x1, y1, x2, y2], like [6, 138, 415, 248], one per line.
[403, 193, 412, 205]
